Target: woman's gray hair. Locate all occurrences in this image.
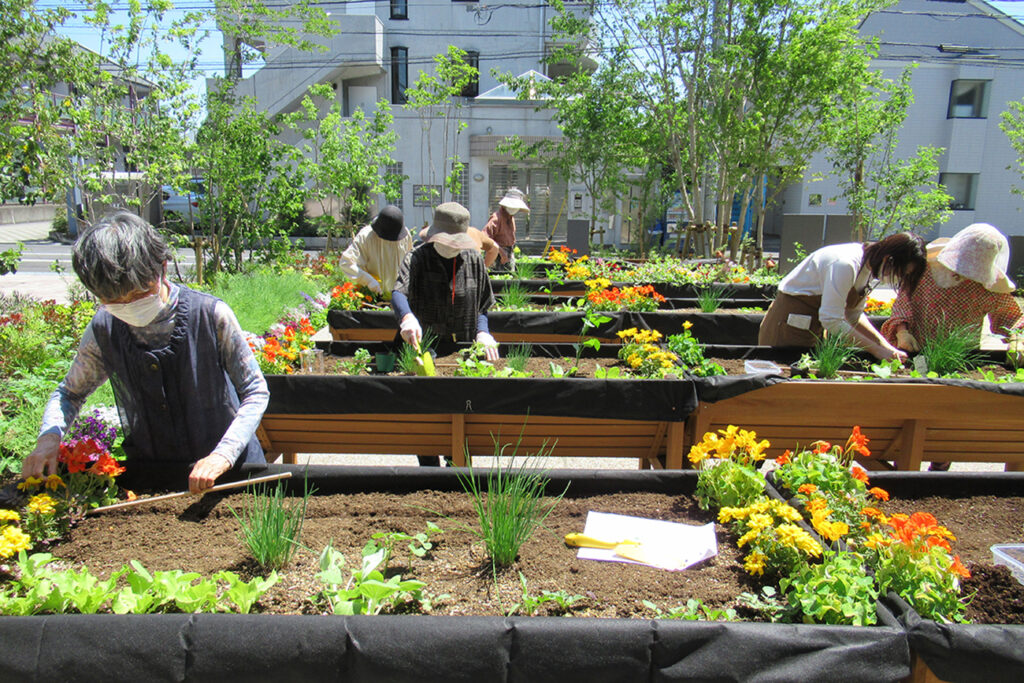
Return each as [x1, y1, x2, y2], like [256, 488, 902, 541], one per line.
[72, 211, 173, 301]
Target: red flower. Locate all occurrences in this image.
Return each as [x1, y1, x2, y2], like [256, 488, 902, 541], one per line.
[775, 449, 791, 466]
[89, 452, 126, 477]
[811, 440, 831, 455]
[950, 555, 970, 579]
[58, 437, 103, 474]
[850, 467, 869, 483]
[846, 426, 871, 458]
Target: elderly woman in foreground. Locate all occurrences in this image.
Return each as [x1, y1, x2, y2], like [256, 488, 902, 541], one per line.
[21, 211, 269, 493]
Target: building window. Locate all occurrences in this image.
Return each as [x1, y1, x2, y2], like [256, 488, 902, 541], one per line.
[947, 80, 990, 119]
[385, 162, 404, 211]
[460, 51, 480, 98]
[450, 162, 468, 206]
[940, 173, 978, 210]
[390, 0, 407, 20]
[413, 185, 442, 207]
[391, 47, 408, 105]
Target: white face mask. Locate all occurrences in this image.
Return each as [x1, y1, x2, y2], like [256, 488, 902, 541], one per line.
[104, 287, 167, 327]
[505, 206, 520, 216]
[434, 242, 463, 259]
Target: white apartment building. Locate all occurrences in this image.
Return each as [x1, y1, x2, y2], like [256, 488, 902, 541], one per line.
[779, 0, 1024, 247]
[219, 0, 596, 245]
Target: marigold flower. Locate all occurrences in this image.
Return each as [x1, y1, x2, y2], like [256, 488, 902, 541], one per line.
[27, 493, 57, 516]
[45, 474, 65, 491]
[805, 498, 827, 513]
[743, 551, 767, 577]
[17, 476, 43, 491]
[798, 484, 818, 495]
[868, 487, 889, 501]
[0, 525, 32, 559]
[90, 452, 126, 477]
[0, 509, 20, 523]
[811, 440, 831, 455]
[775, 449, 791, 466]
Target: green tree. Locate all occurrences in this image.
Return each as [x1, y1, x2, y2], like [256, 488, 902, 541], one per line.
[403, 46, 478, 205]
[280, 83, 402, 248]
[499, 43, 649, 247]
[1001, 99, 1024, 201]
[825, 66, 952, 240]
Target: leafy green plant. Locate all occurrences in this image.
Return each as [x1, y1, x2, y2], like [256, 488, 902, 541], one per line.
[643, 598, 738, 621]
[229, 478, 314, 571]
[688, 426, 769, 509]
[340, 347, 372, 375]
[666, 322, 725, 377]
[509, 572, 583, 616]
[695, 285, 732, 313]
[314, 543, 431, 615]
[397, 330, 438, 374]
[736, 586, 792, 622]
[366, 521, 443, 567]
[456, 437, 566, 569]
[779, 551, 878, 626]
[917, 323, 986, 376]
[513, 259, 538, 280]
[594, 366, 622, 379]
[208, 268, 324, 335]
[573, 309, 612, 373]
[214, 571, 280, 614]
[0, 242, 23, 276]
[795, 333, 860, 379]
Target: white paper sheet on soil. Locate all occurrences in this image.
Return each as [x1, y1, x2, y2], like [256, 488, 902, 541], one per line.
[576, 510, 717, 571]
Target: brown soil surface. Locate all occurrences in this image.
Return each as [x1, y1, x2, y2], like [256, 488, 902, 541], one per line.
[880, 494, 1024, 624]
[48, 490, 764, 618]
[706, 357, 1017, 382]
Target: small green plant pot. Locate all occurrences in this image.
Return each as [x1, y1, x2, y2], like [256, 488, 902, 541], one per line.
[375, 352, 396, 373]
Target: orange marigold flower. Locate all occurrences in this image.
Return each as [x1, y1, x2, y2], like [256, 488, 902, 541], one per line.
[850, 467, 869, 483]
[775, 449, 791, 466]
[868, 487, 889, 501]
[90, 452, 126, 477]
[861, 506, 884, 520]
[798, 484, 818, 495]
[950, 555, 970, 579]
[125, 490, 138, 501]
[805, 498, 828, 513]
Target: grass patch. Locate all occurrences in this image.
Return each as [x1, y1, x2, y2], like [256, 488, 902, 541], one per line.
[208, 269, 322, 334]
[498, 281, 531, 310]
[505, 343, 532, 374]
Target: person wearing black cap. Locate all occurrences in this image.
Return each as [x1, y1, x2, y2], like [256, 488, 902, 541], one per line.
[339, 205, 413, 295]
[392, 202, 499, 360]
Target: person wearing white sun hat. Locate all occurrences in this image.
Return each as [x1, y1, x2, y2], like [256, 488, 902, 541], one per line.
[881, 223, 1023, 353]
[484, 187, 530, 271]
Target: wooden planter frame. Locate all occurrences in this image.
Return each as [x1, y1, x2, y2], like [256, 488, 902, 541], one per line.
[686, 381, 1024, 471]
[258, 413, 686, 469]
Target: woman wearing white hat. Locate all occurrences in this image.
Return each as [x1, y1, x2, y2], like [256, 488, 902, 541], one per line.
[881, 223, 1023, 352]
[484, 188, 529, 271]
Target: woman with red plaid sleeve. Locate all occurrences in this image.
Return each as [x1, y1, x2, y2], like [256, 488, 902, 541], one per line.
[881, 223, 1023, 352]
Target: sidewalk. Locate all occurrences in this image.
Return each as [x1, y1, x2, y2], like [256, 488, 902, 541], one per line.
[0, 221, 54, 244]
[0, 272, 78, 304]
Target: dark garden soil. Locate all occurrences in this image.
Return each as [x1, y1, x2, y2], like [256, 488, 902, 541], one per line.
[880, 494, 1024, 624]
[48, 490, 765, 618]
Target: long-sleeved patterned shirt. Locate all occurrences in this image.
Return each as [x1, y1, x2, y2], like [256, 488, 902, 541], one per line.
[880, 265, 1024, 345]
[40, 283, 269, 465]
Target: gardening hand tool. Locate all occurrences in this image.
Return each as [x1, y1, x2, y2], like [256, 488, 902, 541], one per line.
[413, 340, 436, 376]
[564, 532, 699, 571]
[85, 471, 293, 515]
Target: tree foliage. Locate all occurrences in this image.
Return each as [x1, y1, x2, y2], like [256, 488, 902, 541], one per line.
[1001, 99, 1024, 201]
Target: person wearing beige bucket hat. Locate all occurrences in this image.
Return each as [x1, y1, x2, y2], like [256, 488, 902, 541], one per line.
[392, 202, 499, 362]
[881, 223, 1023, 354]
[484, 188, 530, 271]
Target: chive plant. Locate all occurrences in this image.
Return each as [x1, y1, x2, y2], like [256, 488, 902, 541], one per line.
[917, 323, 985, 375]
[803, 333, 859, 379]
[505, 343, 532, 374]
[695, 285, 732, 313]
[457, 438, 566, 569]
[230, 478, 313, 571]
[513, 259, 537, 280]
[498, 281, 532, 310]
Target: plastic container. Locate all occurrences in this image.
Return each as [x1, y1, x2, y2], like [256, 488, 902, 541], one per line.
[743, 359, 782, 375]
[991, 544, 1024, 586]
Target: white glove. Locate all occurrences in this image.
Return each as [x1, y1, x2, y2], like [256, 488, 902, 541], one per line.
[400, 314, 422, 348]
[356, 269, 382, 294]
[476, 331, 499, 361]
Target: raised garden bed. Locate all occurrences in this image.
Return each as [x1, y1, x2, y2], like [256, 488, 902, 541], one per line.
[0, 465, 910, 681]
[490, 278, 778, 301]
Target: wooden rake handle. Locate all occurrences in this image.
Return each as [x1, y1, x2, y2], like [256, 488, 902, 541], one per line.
[85, 471, 293, 515]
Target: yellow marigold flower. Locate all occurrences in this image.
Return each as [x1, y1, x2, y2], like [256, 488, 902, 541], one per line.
[682, 320, 693, 330]
[777, 524, 822, 557]
[743, 552, 767, 577]
[45, 474, 64, 491]
[0, 525, 32, 559]
[805, 498, 828, 513]
[0, 509, 20, 523]
[617, 327, 638, 339]
[27, 493, 57, 516]
[17, 476, 42, 491]
[747, 513, 773, 533]
[737, 528, 760, 548]
[863, 533, 889, 550]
